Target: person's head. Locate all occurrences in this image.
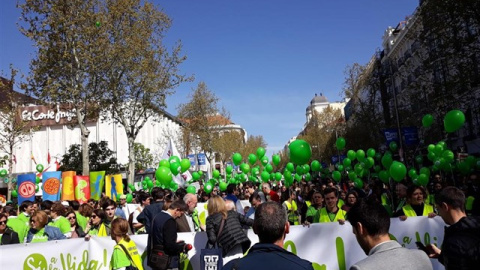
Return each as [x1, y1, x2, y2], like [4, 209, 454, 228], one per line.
[167, 199, 189, 219]
[175, 188, 187, 201]
[395, 183, 407, 199]
[102, 199, 117, 220]
[87, 199, 97, 208]
[0, 213, 7, 233]
[30, 211, 49, 230]
[65, 211, 78, 227]
[137, 192, 151, 207]
[20, 201, 34, 215]
[312, 191, 324, 207]
[434, 182, 444, 192]
[435, 186, 466, 225]
[119, 194, 127, 206]
[91, 209, 106, 226]
[407, 185, 426, 206]
[32, 202, 39, 212]
[348, 199, 391, 255]
[346, 190, 359, 207]
[254, 201, 288, 245]
[79, 203, 93, 218]
[225, 200, 235, 211]
[50, 202, 66, 219]
[207, 195, 227, 219]
[262, 183, 271, 194]
[324, 187, 338, 210]
[183, 193, 198, 214]
[226, 184, 236, 195]
[339, 190, 347, 201]
[110, 218, 130, 242]
[245, 181, 256, 195]
[151, 187, 165, 201]
[249, 192, 262, 209]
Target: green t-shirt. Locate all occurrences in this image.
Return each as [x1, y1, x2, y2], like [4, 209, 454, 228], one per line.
[7, 217, 28, 243]
[17, 212, 30, 227]
[76, 212, 88, 231]
[31, 228, 48, 243]
[110, 245, 131, 270]
[50, 216, 71, 234]
[87, 227, 99, 236]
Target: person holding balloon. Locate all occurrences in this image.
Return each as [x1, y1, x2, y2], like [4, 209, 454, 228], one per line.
[395, 186, 436, 220]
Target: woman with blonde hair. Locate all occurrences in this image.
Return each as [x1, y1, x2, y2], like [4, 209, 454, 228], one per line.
[206, 196, 253, 265]
[110, 218, 143, 270]
[26, 211, 66, 243]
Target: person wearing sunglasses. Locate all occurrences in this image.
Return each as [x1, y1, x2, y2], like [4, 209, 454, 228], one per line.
[26, 211, 66, 243]
[85, 209, 107, 238]
[0, 213, 19, 245]
[66, 211, 85, 238]
[49, 202, 71, 237]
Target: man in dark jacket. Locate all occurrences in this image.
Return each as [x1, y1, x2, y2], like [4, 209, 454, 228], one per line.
[223, 201, 314, 270]
[148, 199, 189, 270]
[138, 187, 165, 233]
[427, 186, 480, 269]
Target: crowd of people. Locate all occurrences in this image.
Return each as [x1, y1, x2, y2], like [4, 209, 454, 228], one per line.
[0, 170, 479, 270]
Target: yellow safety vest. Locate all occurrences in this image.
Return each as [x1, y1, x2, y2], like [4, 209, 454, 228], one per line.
[337, 199, 345, 208]
[306, 201, 311, 208]
[318, 207, 346, 223]
[284, 200, 299, 225]
[402, 204, 434, 217]
[113, 239, 144, 270]
[98, 223, 109, 237]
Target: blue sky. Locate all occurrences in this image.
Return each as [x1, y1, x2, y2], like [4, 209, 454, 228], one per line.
[0, 0, 419, 157]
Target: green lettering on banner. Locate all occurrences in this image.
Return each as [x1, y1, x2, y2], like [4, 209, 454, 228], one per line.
[24, 253, 48, 270]
[312, 262, 327, 270]
[335, 237, 346, 270]
[283, 240, 297, 254]
[58, 249, 107, 270]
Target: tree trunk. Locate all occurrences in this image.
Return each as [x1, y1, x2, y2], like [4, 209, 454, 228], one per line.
[81, 128, 90, 176]
[127, 136, 136, 186]
[7, 145, 13, 201]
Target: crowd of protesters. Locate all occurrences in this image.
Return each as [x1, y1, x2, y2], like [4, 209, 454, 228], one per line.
[0, 170, 479, 269]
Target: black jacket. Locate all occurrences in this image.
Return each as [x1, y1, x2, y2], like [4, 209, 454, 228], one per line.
[223, 243, 314, 270]
[206, 210, 253, 255]
[439, 216, 480, 270]
[1, 227, 20, 245]
[137, 200, 164, 234]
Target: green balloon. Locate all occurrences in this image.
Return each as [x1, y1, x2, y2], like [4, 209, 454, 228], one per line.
[295, 165, 304, 175]
[367, 148, 376, 158]
[374, 152, 382, 160]
[389, 161, 407, 182]
[180, 159, 191, 173]
[442, 150, 454, 163]
[11, 190, 18, 198]
[379, 170, 390, 183]
[347, 150, 356, 160]
[311, 160, 321, 172]
[348, 171, 357, 181]
[418, 174, 429, 186]
[408, 168, 418, 179]
[272, 155, 281, 166]
[248, 154, 257, 165]
[354, 178, 364, 188]
[332, 171, 341, 182]
[226, 165, 233, 174]
[35, 176, 41, 184]
[192, 172, 200, 181]
[256, 147, 266, 159]
[219, 182, 228, 192]
[336, 137, 346, 150]
[422, 114, 434, 128]
[275, 172, 282, 181]
[169, 156, 181, 164]
[265, 164, 273, 173]
[169, 181, 178, 191]
[283, 170, 293, 181]
[155, 166, 173, 186]
[36, 164, 44, 173]
[240, 163, 250, 173]
[342, 158, 351, 167]
[147, 179, 154, 189]
[204, 183, 213, 194]
[356, 150, 366, 161]
[186, 185, 196, 194]
[294, 173, 302, 181]
[261, 171, 270, 182]
[170, 162, 181, 176]
[303, 164, 310, 173]
[419, 167, 430, 178]
[0, 169, 7, 178]
[286, 162, 294, 172]
[233, 153, 242, 166]
[159, 159, 170, 168]
[444, 110, 465, 133]
[381, 154, 393, 169]
[337, 164, 344, 171]
[389, 141, 398, 151]
[288, 139, 312, 165]
[305, 173, 311, 181]
[126, 193, 133, 203]
[213, 170, 220, 179]
[261, 156, 269, 166]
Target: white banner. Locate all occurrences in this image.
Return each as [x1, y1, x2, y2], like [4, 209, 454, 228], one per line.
[0, 217, 445, 270]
